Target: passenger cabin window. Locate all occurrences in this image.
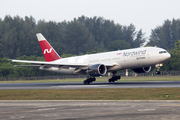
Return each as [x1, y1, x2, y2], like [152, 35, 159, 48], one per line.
[159, 51, 167, 54]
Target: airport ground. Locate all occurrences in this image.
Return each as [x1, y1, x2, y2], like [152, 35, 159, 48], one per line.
[1, 76, 180, 119]
[1, 100, 180, 120]
[0, 76, 180, 100]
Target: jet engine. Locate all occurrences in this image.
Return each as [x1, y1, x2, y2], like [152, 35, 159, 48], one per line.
[87, 64, 107, 76]
[132, 66, 151, 73]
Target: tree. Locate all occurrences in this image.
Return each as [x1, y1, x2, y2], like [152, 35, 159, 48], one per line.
[161, 40, 180, 71]
[108, 40, 130, 51]
[65, 20, 95, 54]
[148, 19, 180, 50]
[0, 15, 146, 58]
[122, 24, 136, 47]
[133, 29, 146, 47]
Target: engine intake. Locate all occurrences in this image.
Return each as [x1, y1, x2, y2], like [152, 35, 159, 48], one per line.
[87, 64, 107, 76]
[132, 66, 151, 73]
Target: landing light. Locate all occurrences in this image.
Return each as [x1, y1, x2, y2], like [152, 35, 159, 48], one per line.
[159, 63, 163, 67]
[155, 63, 163, 68]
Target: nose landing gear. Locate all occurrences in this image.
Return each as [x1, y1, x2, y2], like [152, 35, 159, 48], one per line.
[155, 63, 163, 75]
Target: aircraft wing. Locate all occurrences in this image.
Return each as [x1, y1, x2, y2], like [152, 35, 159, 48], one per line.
[10, 59, 89, 68]
[10, 59, 115, 68]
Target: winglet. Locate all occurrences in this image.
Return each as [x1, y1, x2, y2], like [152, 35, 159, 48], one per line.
[36, 33, 61, 62]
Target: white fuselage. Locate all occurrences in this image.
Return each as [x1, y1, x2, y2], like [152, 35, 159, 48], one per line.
[41, 47, 171, 75]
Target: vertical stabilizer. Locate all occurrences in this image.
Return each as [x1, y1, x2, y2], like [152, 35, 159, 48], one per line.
[36, 33, 61, 62]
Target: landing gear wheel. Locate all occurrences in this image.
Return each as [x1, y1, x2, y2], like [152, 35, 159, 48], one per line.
[156, 71, 160, 75]
[108, 71, 121, 83]
[83, 80, 87, 85]
[87, 80, 90, 84]
[83, 77, 96, 85]
[108, 78, 112, 83]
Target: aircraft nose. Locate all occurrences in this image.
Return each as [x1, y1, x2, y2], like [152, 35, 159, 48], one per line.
[159, 51, 171, 62]
[164, 52, 171, 61]
[167, 52, 171, 59]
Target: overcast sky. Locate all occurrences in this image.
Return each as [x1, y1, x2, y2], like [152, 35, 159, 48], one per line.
[1, 0, 180, 38]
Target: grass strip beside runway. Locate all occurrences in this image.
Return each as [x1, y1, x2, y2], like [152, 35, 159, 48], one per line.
[1, 76, 180, 83]
[0, 88, 180, 100]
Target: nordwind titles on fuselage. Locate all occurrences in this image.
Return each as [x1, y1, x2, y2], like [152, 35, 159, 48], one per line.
[123, 50, 146, 57]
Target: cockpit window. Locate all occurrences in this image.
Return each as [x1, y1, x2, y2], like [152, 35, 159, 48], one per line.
[159, 51, 167, 54]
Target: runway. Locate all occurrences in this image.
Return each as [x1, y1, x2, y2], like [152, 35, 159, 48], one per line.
[0, 81, 180, 89]
[1, 100, 180, 120]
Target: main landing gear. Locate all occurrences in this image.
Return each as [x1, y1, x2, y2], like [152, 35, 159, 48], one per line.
[83, 77, 96, 85]
[83, 71, 121, 84]
[108, 71, 121, 83]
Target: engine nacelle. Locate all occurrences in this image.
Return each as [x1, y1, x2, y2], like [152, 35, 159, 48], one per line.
[132, 66, 151, 73]
[87, 64, 107, 76]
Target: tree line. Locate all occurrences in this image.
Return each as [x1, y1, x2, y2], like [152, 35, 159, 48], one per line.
[0, 15, 146, 58]
[0, 15, 180, 78]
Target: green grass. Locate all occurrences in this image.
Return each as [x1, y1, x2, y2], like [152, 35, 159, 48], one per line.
[0, 75, 180, 83]
[0, 88, 180, 100]
[121, 75, 180, 81]
[0, 76, 180, 100]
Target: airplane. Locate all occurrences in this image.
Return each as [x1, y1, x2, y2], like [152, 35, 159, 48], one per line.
[10, 33, 171, 84]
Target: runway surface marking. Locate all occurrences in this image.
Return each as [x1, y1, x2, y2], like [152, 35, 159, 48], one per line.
[138, 109, 156, 112]
[38, 108, 56, 111]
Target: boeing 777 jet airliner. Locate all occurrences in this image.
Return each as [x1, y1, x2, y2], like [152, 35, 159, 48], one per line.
[10, 33, 171, 84]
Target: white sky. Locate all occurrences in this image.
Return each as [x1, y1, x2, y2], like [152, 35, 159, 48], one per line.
[1, 0, 180, 38]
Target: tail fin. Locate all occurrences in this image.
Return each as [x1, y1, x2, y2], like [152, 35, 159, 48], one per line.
[36, 33, 61, 62]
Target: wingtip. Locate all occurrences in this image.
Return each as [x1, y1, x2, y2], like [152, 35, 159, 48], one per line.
[7, 59, 13, 61]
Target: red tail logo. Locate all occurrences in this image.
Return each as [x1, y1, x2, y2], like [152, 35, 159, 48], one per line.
[36, 33, 61, 62]
[39, 40, 61, 62]
[44, 48, 53, 54]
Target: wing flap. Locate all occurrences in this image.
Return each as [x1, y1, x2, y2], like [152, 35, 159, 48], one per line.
[13, 65, 41, 67]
